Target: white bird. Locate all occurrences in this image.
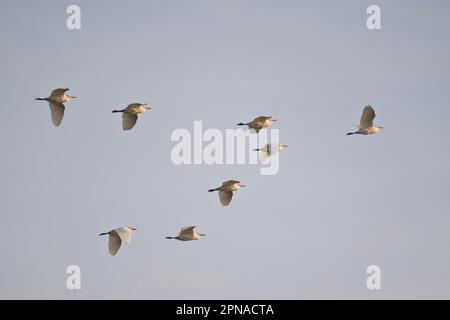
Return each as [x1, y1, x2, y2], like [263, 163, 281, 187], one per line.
[99, 226, 137, 256]
[347, 105, 383, 135]
[208, 180, 245, 206]
[254, 143, 288, 164]
[35, 88, 77, 126]
[237, 116, 277, 133]
[165, 225, 206, 241]
[112, 103, 151, 130]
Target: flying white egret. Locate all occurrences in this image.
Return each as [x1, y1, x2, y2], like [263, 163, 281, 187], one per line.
[112, 103, 151, 130]
[35, 88, 77, 126]
[237, 116, 277, 133]
[208, 180, 245, 206]
[98, 226, 137, 256]
[254, 143, 288, 164]
[347, 105, 383, 135]
[165, 225, 206, 241]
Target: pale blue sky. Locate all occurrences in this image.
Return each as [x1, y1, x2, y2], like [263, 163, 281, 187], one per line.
[0, 0, 450, 299]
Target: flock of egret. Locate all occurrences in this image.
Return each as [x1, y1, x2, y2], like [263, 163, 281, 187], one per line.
[35, 88, 382, 255]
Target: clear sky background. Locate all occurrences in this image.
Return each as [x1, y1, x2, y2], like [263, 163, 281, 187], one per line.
[1, 0, 449, 299]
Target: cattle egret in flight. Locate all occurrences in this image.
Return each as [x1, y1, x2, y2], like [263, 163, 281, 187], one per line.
[347, 105, 383, 135]
[112, 103, 151, 130]
[98, 226, 137, 256]
[165, 225, 206, 241]
[35, 88, 76, 126]
[237, 116, 277, 133]
[208, 180, 245, 206]
[254, 143, 288, 164]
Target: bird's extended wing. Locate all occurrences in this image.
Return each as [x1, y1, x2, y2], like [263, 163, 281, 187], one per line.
[249, 126, 260, 133]
[180, 226, 196, 237]
[360, 105, 376, 128]
[259, 150, 271, 165]
[108, 232, 122, 256]
[219, 190, 233, 206]
[248, 119, 264, 133]
[49, 102, 65, 126]
[51, 88, 69, 97]
[122, 113, 138, 130]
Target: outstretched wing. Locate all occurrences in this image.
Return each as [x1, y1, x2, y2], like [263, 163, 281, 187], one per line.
[51, 88, 69, 97]
[360, 105, 376, 128]
[49, 102, 65, 126]
[259, 150, 271, 164]
[179, 226, 196, 237]
[249, 127, 260, 133]
[108, 232, 122, 256]
[122, 113, 138, 130]
[219, 190, 233, 206]
[248, 120, 263, 133]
